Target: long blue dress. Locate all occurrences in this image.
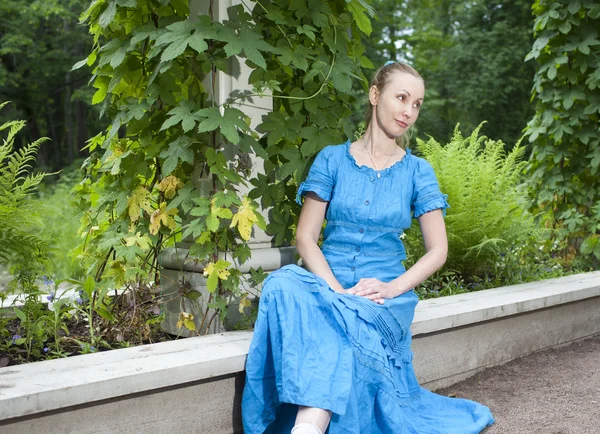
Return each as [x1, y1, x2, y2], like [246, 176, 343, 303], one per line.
[242, 141, 494, 433]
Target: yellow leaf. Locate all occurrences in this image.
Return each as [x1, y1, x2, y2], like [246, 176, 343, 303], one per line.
[230, 197, 260, 241]
[127, 187, 153, 223]
[176, 312, 196, 331]
[204, 260, 231, 292]
[124, 231, 151, 249]
[183, 317, 196, 331]
[238, 293, 252, 314]
[149, 202, 178, 235]
[158, 175, 184, 199]
[204, 260, 231, 280]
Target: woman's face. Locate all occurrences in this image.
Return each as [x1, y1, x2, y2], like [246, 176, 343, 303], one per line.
[370, 71, 424, 138]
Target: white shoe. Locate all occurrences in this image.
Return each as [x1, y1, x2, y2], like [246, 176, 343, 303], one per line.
[291, 423, 323, 434]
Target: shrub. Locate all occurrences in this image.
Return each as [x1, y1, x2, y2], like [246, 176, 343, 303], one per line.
[525, 0, 600, 269]
[0, 102, 53, 283]
[405, 123, 542, 279]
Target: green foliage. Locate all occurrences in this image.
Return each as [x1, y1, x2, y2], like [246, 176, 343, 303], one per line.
[1, 277, 167, 364]
[363, 0, 535, 147]
[525, 0, 600, 268]
[0, 102, 53, 278]
[405, 124, 540, 277]
[0, 0, 105, 172]
[34, 163, 87, 280]
[75, 0, 372, 330]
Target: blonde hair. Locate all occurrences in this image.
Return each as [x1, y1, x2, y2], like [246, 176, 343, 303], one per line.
[364, 62, 424, 149]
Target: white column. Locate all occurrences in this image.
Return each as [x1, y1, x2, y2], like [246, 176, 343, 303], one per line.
[159, 0, 295, 336]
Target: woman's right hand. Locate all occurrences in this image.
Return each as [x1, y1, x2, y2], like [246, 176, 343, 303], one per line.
[347, 281, 386, 305]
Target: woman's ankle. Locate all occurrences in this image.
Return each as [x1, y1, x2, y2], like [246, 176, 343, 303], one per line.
[294, 406, 331, 433]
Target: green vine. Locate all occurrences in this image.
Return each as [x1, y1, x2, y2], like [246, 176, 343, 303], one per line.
[74, 0, 374, 331]
[525, 0, 600, 267]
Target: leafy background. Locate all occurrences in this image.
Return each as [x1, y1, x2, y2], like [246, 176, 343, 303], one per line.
[0, 0, 599, 363]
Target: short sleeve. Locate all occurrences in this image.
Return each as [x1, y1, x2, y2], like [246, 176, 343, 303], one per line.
[411, 158, 450, 218]
[295, 146, 335, 205]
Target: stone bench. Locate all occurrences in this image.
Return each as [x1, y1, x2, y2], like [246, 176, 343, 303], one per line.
[1, 271, 599, 434]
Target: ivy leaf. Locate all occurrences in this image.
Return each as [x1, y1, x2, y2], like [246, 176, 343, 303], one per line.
[567, 1, 581, 15]
[72, 57, 89, 71]
[258, 111, 304, 146]
[158, 175, 184, 199]
[149, 202, 178, 235]
[182, 218, 206, 240]
[230, 197, 264, 241]
[116, 0, 137, 7]
[206, 214, 219, 232]
[300, 126, 337, 157]
[278, 146, 306, 180]
[589, 149, 600, 170]
[558, 20, 572, 34]
[238, 28, 272, 70]
[212, 200, 234, 220]
[99, 1, 117, 29]
[204, 260, 231, 293]
[238, 293, 252, 314]
[130, 23, 161, 45]
[127, 186, 153, 223]
[217, 26, 244, 57]
[124, 232, 152, 250]
[156, 17, 215, 62]
[159, 136, 194, 175]
[161, 100, 199, 132]
[205, 147, 244, 184]
[235, 244, 252, 264]
[196, 107, 222, 132]
[92, 76, 109, 105]
[213, 190, 239, 208]
[330, 68, 353, 93]
[99, 39, 128, 69]
[563, 89, 586, 109]
[296, 24, 317, 41]
[190, 197, 211, 217]
[197, 107, 248, 144]
[176, 312, 196, 331]
[347, 0, 373, 36]
[205, 198, 234, 233]
[239, 135, 268, 159]
[161, 39, 190, 62]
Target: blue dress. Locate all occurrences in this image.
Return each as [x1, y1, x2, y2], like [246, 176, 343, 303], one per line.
[242, 141, 494, 433]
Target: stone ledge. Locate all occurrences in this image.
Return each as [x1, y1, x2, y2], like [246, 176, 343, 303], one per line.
[0, 331, 252, 421]
[412, 271, 600, 336]
[1, 271, 600, 422]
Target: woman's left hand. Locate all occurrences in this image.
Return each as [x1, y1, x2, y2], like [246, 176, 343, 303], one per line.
[347, 278, 397, 304]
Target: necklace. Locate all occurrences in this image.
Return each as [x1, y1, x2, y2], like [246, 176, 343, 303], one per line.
[363, 137, 393, 178]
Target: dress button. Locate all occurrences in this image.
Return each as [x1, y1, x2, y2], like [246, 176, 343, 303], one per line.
[351, 266, 356, 271]
[364, 200, 370, 205]
[370, 176, 375, 182]
[355, 246, 361, 252]
[359, 228, 365, 234]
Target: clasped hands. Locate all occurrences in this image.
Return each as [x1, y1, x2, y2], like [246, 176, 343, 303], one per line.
[345, 278, 397, 305]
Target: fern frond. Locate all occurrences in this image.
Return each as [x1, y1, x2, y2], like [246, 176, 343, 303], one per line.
[0, 103, 52, 275]
[406, 122, 538, 277]
[4, 139, 47, 185]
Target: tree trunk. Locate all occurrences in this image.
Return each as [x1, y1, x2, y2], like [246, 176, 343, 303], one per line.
[64, 19, 74, 165]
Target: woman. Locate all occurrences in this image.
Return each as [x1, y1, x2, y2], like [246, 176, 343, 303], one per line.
[242, 61, 495, 434]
